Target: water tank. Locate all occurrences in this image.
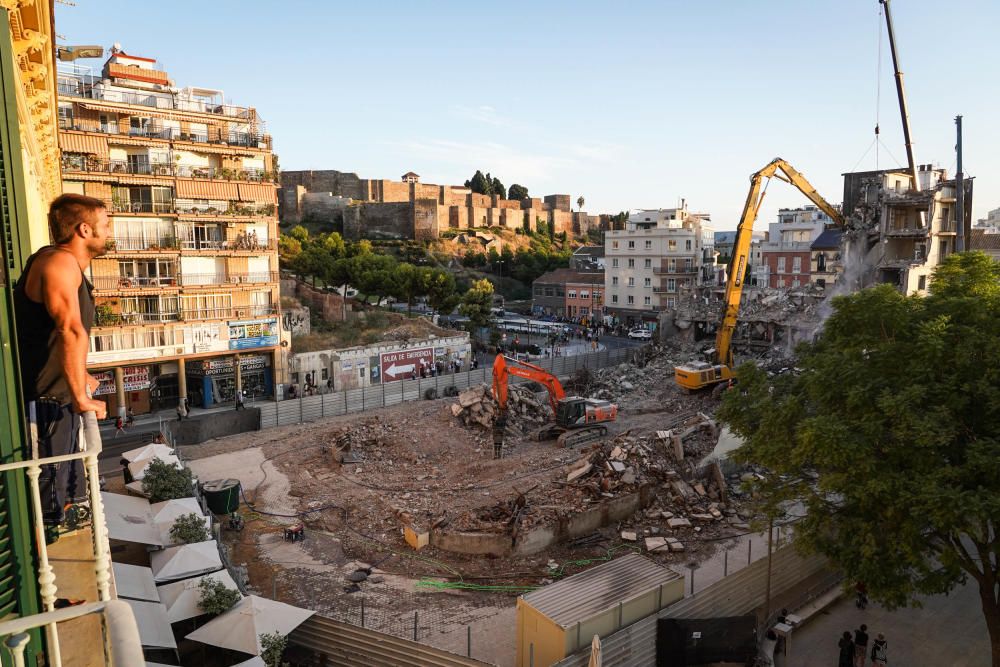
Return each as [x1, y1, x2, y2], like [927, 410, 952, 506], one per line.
[201, 478, 241, 515]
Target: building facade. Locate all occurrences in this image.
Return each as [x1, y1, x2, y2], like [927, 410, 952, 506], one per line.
[760, 205, 833, 288]
[603, 206, 714, 325]
[57, 49, 283, 415]
[532, 268, 604, 320]
[810, 228, 844, 288]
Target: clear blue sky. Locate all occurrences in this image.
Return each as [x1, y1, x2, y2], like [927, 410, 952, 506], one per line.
[56, 1, 998, 230]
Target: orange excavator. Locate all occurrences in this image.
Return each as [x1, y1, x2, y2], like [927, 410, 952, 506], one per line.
[492, 355, 617, 448]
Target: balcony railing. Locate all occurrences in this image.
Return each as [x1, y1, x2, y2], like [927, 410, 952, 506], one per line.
[652, 266, 697, 275]
[90, 275, 178, 290]
[177, 238, 278, 251]
[61, 156, 277, 183]
[106, 236, 178, 252]
[180, 271, 279, 286]
[0, 411, 124, 666]
[110, 200, 174, 215]
[175, 201, 276, 217]
[59, 118, 270, 149]
[179, 305, 277, 321]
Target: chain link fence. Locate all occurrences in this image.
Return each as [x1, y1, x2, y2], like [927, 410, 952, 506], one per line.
[258, 345, 653, 429]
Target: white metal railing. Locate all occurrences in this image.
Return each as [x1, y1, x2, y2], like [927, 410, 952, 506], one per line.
[0, 410, 120, 665]
[0, 600, 144, 667]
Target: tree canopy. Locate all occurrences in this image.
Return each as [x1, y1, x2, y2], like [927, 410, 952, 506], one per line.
[717, 252, 1000, 663]
[459, 278, 495, 333]
[508, 183, 529, 200]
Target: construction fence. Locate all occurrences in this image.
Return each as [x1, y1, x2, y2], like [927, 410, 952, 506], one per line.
[257, 345, 653, 429]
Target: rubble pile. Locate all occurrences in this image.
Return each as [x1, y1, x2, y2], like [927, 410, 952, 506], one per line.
[450, 384, 551, 433]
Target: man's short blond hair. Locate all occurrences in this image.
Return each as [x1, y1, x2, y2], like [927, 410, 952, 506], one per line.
[48, 193, 107, 244]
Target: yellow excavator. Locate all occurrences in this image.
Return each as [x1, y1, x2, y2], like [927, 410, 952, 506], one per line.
[674, 158, 844, 392]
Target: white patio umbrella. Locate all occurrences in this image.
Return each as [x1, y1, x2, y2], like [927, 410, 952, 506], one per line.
[112, 562, 159, 602]
[122, 443, 174, 462]
[101, 492, 162, 546]
[156, 570, 241, 623]
[185, 595, 314, 655]
[129, 454, 181, 482]
[151, 497, 210, 545]
[150, 540, 223, 583]
[123, 599, 177, 649]
[229, 657, 265, 667]
[588, 634, 602, 667]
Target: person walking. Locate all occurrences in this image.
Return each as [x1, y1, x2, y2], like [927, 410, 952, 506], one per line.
[853, 624, 869, 667]
[113, 415, 125, 438]
[869, 633, 887, 666]
[13, 194, 110, 529]
[234, 389, 245, 410]
[176, 401, 185, 421]
[838, 631, 854, 667]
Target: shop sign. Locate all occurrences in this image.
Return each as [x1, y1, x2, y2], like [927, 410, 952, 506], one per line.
[191, 355, 269, 377]
[122, 365, 151, 392]
[228, 318, 279, 350]
[379, 347, 432, 382]
[93, 370, 116, 396]
[341, 360, 353, 371]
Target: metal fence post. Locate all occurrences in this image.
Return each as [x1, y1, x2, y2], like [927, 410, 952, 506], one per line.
[320, 392, 325, 418]
[298, 392, 303, 424]
[724, 549, 729, 576]
[748, 539, 752, 565]
[361, 597, 365, 628]
[467, 625, 471, 657]
[362, 386, 365, 411]
[413, 611, 418, 640]
[343, 389, 348, 415]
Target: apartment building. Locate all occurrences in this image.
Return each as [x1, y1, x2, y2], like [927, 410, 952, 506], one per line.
[57, 49, 283, 415]
[604, 205, 714, 326]
[810, 228, 844, 288]
[842, 165, 973, 295]
[759, 205, 834, 288]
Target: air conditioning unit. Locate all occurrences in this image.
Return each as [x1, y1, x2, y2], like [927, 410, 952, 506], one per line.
[175, 347, 185, 355]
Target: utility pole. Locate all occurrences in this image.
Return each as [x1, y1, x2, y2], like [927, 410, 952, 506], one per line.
[955, 115, 965, 252]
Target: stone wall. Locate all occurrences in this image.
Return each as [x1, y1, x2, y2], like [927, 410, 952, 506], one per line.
[343, 202, 413, 240]
[545, 194, 572, 212]
[293, 281, 352, 322]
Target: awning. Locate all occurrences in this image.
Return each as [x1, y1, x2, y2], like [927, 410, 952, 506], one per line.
[58, 131, 109, 157]
[151, 497, 210, 545]
[112, 563, 159, 602]
[156, 570, 241, 623]
[150, 540, 223, 583]
[122, 443, 175, 463]
[101, 492, 162, 546]
[177, 141, 258, 157]
[176, 179, 239, 200]
[79, 101, 184, 122]
[185, 595, 314, 655]
[237, 182, 276, 203]
[108, 135, 169, 147]
[129, 454, 181, 482]
[123, 599, 177, 649]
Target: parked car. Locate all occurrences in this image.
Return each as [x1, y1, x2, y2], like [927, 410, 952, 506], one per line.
[628, 328, 653, 340]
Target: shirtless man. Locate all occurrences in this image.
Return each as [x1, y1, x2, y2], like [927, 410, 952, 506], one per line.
[14, 194, 110, 526]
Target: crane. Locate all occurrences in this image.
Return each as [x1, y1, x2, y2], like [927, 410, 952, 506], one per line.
[492, 355, 617, 448]
[674, 158, 844, 392]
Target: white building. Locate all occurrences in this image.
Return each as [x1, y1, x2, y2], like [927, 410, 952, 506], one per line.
[759, 205, 834, 288]
[974, 207, 1000, 231]
[604, 205, 714, 326]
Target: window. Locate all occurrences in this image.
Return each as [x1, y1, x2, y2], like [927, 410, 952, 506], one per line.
[777, 278, 785, 288]
[792, 278, 800, 287]
[644, 259, 651, 268]
[612, 276, 619, 286]
[627, 277, 635, 287]
[668, 258, 676, 272]
[359, 368, 365, 379]
[668, 240, 677, 251]
[667, 297, 676, 308]
[643, 277, 651, 287]
[321, 368, 329, 381]
[291, 372, 299, 384]
[627, 295, 634, 305]
[667, 278, 676, 292]
[534, 287, 543, 296]
[644, 240, 652, 249]
[580, 307, 589, 315]
[627, 258, 635, 268]
[568, 290, 577, 298]
[628, 241, 635, 249]
[816, 253, 827, 272]
[544, 288, 554, 297]
[685, 240, 692, 251]
[612, 241, 619, 249]
[939, 239, 949, 259]
[612, 259, 619, 268]
[580, 290, 589, 299]
[684, 258, 692, 270]
[556, 288, 564, 297]
[777, 257, 786, 273]
[644, 296, 651, 305]
[612, 294, 618, 304]
[792, 257, 802, 273]
[918, 275, 927, 291]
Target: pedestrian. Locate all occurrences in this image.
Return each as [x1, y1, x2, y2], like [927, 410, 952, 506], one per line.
[869, 633, 887, 666]
[13, 194, 109, 530]
[838, 631, 854, 667]
[176, 401, 185, 421]
[853, 624, 869, 667]
[183, 398, 190, 419]
[114, 415, 124, 438]
[125, 407, 135, 429]
[235, 389, 245, 410]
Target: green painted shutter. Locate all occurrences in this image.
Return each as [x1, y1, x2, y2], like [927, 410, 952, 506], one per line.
[0, 18, 44, 665]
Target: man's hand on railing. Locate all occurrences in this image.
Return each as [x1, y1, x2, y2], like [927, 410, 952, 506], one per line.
[76, 397, 107, 421]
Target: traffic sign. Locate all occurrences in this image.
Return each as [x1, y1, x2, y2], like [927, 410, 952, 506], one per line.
[380, 347, 433, 382]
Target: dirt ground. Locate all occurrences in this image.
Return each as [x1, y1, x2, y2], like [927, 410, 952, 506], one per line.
[179, 350, 757, 662]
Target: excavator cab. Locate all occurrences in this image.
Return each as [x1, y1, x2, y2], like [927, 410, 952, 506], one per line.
[555, 398, 587, 428]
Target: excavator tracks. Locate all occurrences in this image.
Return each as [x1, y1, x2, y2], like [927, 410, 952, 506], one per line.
[556, 425, 609, 448]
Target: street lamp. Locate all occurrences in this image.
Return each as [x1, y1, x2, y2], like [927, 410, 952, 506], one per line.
[496, 260, 505, 312]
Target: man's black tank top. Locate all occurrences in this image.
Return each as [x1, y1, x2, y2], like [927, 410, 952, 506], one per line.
[13, 247, 95, 404]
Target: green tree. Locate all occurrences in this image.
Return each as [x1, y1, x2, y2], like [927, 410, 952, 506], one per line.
[141, 459, 194, 503]
[509, 183, 529, 201]
[465, 170, 492, 196]
[459, 278, 495, 333]
[197, 577, 241, 615]
[355, 254, 397, 305]
[259, 631, 289, 667]
[491, 177, 506, 200]
[169, 512, 209, 544]
[277, 235, 302, 269]
[717, 252, 1000, 664]
[576, 195, 585, 211]
[287, 225, 309, 242]
[425, 268, 459, 316]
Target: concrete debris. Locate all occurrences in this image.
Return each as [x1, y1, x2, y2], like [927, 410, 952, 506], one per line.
[451, 383, 551, 432]
[621, 530, 637, 542]
[645, 537, 669, 553]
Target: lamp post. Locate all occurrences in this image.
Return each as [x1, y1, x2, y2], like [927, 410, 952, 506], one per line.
[496, 260, 505, 312]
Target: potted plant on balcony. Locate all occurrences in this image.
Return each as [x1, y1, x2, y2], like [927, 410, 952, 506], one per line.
[95, 302, 122, 327]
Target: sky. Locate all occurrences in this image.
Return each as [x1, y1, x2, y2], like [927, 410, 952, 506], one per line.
[55, 0, 999, 231]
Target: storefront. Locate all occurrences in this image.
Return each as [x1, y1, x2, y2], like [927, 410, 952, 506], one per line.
[92, 363, 182, 416]
[185, 353, 273, 408]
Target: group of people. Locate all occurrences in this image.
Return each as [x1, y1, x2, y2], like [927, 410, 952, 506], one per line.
[839, 623, 888, 667]
[113, 408, 135, 437]
[232, 229, 260, 250]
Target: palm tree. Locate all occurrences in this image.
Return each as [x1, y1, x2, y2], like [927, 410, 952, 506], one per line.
[577, 196, 585, 211]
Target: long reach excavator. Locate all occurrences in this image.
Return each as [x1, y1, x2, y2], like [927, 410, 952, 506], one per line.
[492, 354, 617, 448]
[674, 158, 844, 392]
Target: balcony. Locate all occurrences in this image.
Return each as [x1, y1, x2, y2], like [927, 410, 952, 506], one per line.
[106, 236, 178, 252]
[178, 238, 278, 252]
[652, 266, 696, 275]
[90, 275, 178, 291]
[0, 414, 145, 666]
[175, 200, 276, 217]
[60, 156, 277, 183]
[110, 200, 174, 215]
[180, 305, 277, 321]
[180, 271, 279, 286]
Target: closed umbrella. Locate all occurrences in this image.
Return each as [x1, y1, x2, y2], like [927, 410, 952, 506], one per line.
[588, 634, 602, 667]
[185, 595, 313, 655]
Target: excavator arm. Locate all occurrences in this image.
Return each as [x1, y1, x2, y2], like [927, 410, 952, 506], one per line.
[492, 355, 566, 416]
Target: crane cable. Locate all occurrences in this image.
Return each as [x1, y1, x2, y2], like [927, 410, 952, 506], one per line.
[875, 1, 883, 170]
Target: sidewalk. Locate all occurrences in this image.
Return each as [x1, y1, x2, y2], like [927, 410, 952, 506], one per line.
[777, 578, 990, 666]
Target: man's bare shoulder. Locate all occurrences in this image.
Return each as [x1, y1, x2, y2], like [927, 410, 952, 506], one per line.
[36, 248, 81, 280]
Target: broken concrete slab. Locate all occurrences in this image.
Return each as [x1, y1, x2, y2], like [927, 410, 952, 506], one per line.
[567, 463, 593, 483]
[403, 525, 429, 550]
[666, 537, 685, 552]
[668, 517, 692, 529]
[644, 536, 669, 553]
[621, 530, 637, 542]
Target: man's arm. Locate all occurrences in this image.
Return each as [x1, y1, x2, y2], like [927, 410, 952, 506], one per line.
[39, 252, 107, 419]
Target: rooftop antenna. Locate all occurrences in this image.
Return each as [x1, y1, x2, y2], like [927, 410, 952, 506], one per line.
[879, 0, 919, 191]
